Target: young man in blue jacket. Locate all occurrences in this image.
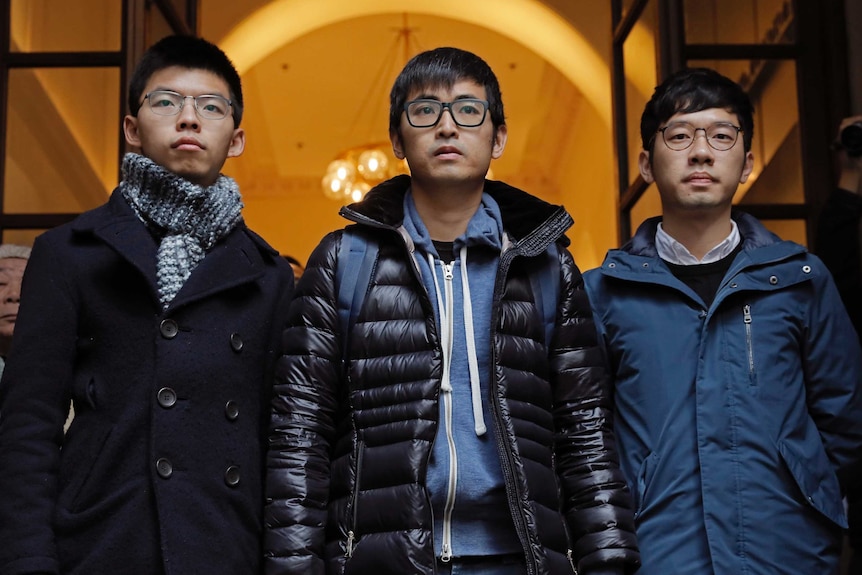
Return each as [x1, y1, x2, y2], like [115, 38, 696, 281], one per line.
[0, 36, 292, 574]
[265, 47, 640, 575]
[583, 67, 862, 575]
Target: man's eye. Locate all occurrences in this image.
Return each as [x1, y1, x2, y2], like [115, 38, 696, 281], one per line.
[457, 104, 481, 115]
[669, 132, 691, 141]
[153, 98, 177, 108]
[415, 105, 436, 115]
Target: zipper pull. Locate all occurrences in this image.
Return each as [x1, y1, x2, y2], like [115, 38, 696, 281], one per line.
[743, 304, 752, 324]
[443, 262, 453, 281]
[441, 543, 452, 562]
[344, 530, 355, 558]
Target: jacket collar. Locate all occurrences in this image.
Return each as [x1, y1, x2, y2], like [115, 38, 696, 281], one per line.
[339, 174, 573, 254]
[72, 190, 276, 311]
[625, 210, 784, 258]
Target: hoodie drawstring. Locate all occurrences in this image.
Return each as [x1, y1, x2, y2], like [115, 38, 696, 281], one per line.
[428, 249, 487, 437]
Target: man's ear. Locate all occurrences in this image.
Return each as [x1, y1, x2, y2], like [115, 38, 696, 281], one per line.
[491, 124, 508, 159]
[227, 128, 245, 158]
[638, 149, 655, 183]
[123, 115, 141, 148]
[739, 150, 755, 183]
[390, 130, 405, 160]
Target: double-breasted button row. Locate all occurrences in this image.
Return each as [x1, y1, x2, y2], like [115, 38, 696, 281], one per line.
[156, 458, 242, 487]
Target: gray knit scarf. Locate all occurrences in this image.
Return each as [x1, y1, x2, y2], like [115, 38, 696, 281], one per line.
[119, 153, 244, 309]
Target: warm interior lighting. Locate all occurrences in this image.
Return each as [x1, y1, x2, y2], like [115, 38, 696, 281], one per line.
[320, 14, 418, 202]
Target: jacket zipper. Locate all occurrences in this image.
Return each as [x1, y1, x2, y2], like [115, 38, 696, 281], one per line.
[743, 304, 755, 377]
[490, 251, 539, 575]
[345, 441, 364, 558]
[439, 261, 457, 562]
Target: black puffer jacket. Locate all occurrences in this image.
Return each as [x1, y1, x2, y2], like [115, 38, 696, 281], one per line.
[265, 176, 639, 575]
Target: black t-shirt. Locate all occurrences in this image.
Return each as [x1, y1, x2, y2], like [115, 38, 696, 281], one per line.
[663, 243, 743, 308]
[432, 240, 455, 264]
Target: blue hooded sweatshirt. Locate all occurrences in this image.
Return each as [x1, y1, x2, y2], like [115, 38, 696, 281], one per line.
[402, 190, 521, 561]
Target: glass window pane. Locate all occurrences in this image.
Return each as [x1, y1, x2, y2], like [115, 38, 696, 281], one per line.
[688, 59, 803, 205]
[622, 0, 658, 187]
[10, 0, 121, 52]
[5, 68, 120, 214]
[684, 0, 794, 44]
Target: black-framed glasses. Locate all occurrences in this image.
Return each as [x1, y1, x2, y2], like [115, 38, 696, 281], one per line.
[143, 90, 232, 120]
[404, 98, 489, 128]
[657, 121, 742, 151]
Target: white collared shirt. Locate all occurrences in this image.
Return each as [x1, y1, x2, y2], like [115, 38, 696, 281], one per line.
[655, 220, 741, 265]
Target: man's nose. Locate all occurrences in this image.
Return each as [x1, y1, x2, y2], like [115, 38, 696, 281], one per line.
[177, 97, 200, 129]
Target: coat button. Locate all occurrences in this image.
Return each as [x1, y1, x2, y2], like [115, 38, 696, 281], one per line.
[769, 275, 779, 285]
[157, 387, 177, 408]
[224, 465, 241, 487]
[230, 332, 243, 352]
[156, 458, 173, 479]
[160, 319, 179, 339]
[225, 401, 240, 421]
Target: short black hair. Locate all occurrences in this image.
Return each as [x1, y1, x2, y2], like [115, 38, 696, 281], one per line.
[389, 47, 505, 137]
[640, 67, 754, 153]
[128, 35, 244, 127]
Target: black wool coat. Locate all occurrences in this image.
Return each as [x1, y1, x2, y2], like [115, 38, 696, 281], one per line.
[0, 190, 293, 575]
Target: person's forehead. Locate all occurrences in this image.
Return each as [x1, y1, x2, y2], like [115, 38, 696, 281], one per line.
[407, 79, 487, 101]
[0, 258, 26, 275]
[142, 65, 231, 97]
[665, 107, 740, 126]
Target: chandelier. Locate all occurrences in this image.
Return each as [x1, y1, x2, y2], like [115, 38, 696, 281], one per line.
[321, 15, 420, 203]
[322, 141, 409, 202]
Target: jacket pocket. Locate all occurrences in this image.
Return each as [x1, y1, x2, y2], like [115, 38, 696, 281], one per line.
[634, 451, 659, 520]
[778, 438, 847, 528]
[58, 422, 114, 513]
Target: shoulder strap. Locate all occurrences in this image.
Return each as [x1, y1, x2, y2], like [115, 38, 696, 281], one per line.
[336, 226, 378, 359]
[530, 242, 560, 346]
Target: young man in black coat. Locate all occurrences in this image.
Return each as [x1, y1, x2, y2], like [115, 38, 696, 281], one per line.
[0, 35, 293, 574]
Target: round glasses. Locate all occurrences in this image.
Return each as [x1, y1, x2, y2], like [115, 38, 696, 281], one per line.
[404, 99, 489, 128]
[143, 90, 232, 120]
[657, 121, 742, 151]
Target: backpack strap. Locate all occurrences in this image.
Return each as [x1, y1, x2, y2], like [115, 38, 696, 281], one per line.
[336, 226, 378, 361]
[529, 242, 560, 347]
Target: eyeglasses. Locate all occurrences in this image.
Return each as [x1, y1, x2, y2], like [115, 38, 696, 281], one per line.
[404, 99, 489, 128]
[143, 90, 232, 120]
[657, 121, 742, 151]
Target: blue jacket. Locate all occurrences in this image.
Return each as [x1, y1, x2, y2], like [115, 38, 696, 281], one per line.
[583, 212, 862, 575]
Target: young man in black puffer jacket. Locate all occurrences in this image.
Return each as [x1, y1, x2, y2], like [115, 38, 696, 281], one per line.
[265, 47, 640, 575]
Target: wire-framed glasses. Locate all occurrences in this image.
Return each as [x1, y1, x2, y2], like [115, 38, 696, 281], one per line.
[404, 99, 489, 128]
[143, 90, 233, 120]
[658, 121, 742, 151]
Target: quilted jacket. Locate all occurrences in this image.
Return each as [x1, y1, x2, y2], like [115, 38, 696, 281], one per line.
[265, 175, 639, 575]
